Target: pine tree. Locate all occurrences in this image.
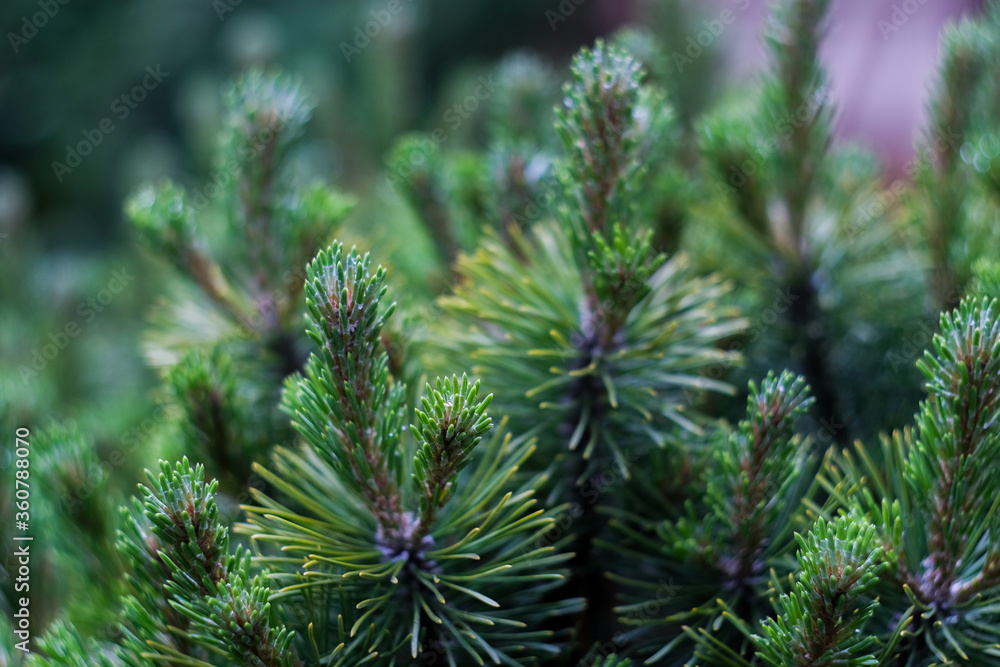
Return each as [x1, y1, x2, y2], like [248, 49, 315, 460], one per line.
[9, 1, 1000, 665]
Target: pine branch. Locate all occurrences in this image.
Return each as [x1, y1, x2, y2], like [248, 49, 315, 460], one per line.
[587, 223, 664, 347]
[762, 0, 831, 249]
[749, 513, 885, 667]
[826, 296, 1000, 662]
[127, 181, 242, 322]
[712, 371, 814, 585]
[427, 43, 742, 658]
[290, 242, 407, 541]
[433, 42, 741, 483]
[607, 371, 815, 665]
[412, 375, 493, 540]
[123, 70, 354, 555]
[554, 40, 646, 238]
[692, 0, 890, 442]
[221, 69, 314, 296]
[24, 620, 117, 667]
[118, 458, 298, 666]
[911, 297, 1000, 603]
[242, 242, 580, 664]
[140, 458, 229, 594]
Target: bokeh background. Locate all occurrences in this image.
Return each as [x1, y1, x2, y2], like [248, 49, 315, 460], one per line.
[0, 0, 984, 610]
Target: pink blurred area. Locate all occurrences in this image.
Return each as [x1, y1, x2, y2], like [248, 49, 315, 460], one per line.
[711, 0, 982, 180]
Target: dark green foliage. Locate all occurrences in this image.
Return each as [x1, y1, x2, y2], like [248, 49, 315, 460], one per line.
[607, 371, 817, 665]
[825, 297, 1000, 664]
[590, 656, 632, 667]
[915, 17, 999, 310]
